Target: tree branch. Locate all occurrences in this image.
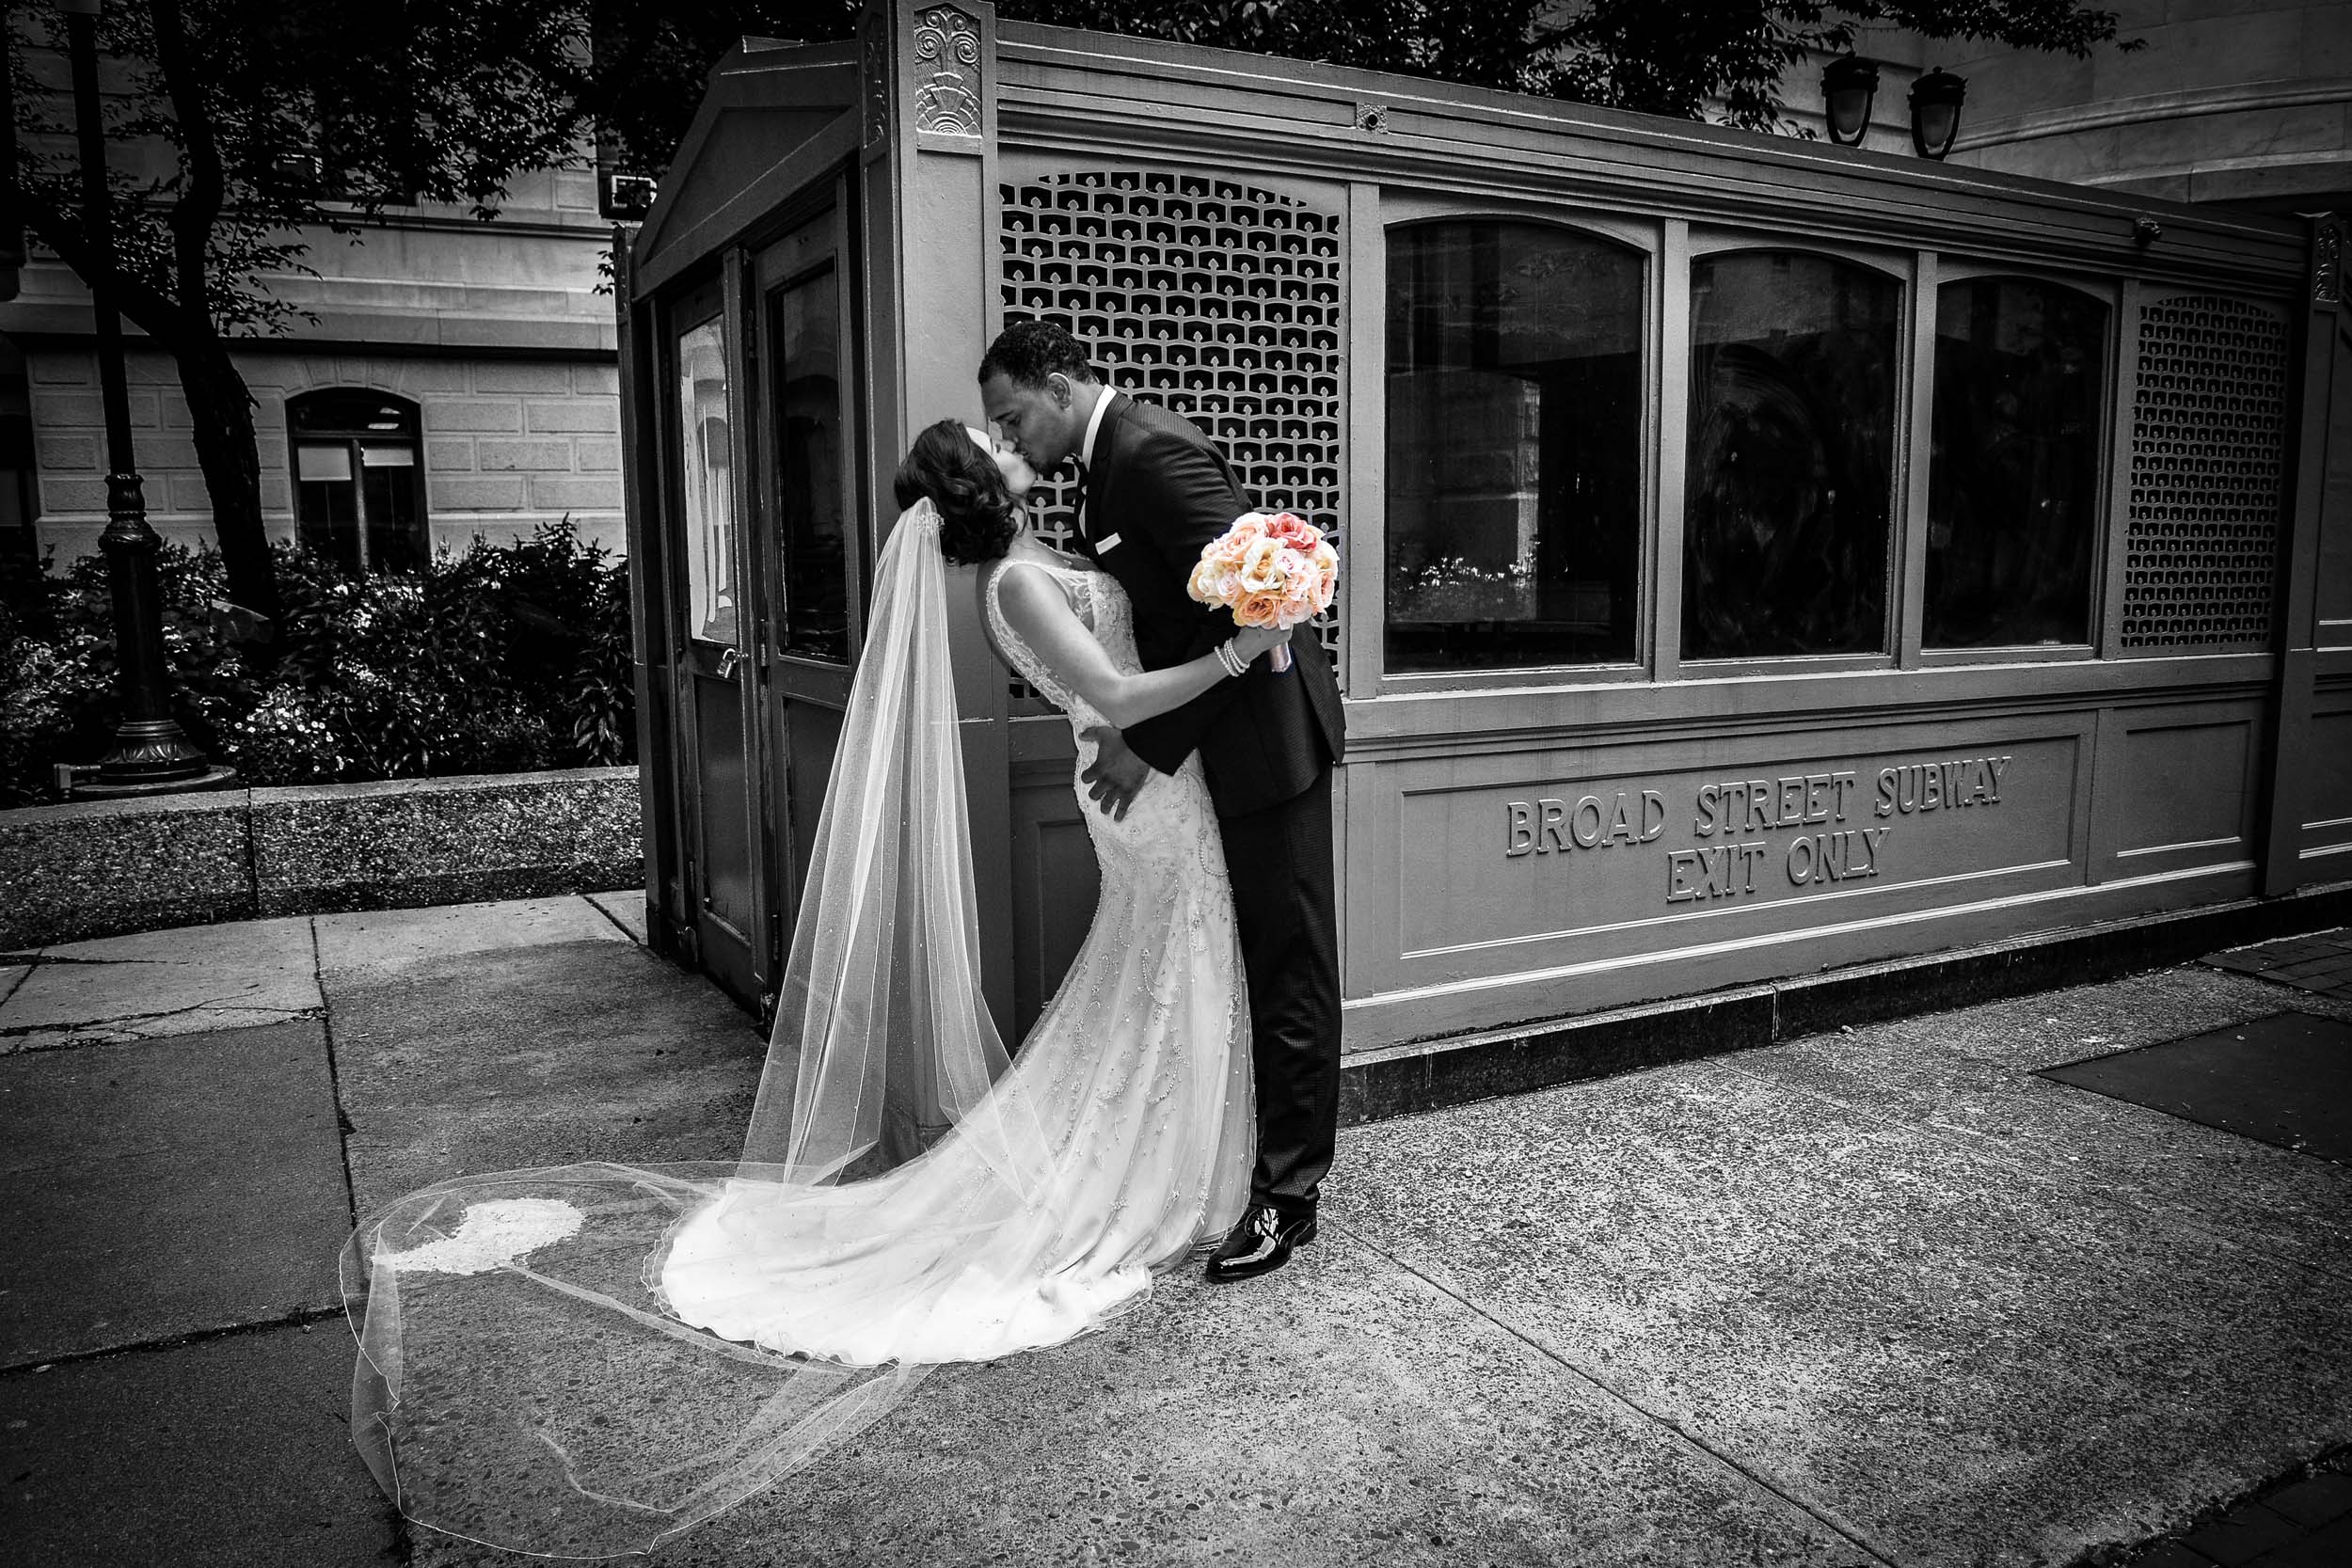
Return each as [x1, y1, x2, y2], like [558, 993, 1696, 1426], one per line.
[22, 202, 199, 351]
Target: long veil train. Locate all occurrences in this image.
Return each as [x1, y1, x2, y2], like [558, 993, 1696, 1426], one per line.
[342, 500, 1064, 1559]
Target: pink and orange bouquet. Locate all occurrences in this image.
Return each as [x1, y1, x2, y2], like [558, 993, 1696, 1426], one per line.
[1186, 512, 1338, 673]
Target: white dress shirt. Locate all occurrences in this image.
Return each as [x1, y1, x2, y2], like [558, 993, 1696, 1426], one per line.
[1077, 383, 1116, 470]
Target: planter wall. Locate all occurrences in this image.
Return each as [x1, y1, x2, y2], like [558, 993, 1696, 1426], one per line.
[0, 767, 643, 951]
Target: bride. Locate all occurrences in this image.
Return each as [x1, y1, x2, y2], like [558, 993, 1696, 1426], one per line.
[343, 420, 1285, 1558]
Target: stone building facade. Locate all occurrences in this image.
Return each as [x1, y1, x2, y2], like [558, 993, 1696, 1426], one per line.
[0, 155, 619, 573]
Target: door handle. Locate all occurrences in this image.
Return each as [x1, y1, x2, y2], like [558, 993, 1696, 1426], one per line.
[716, 647, 743, 681]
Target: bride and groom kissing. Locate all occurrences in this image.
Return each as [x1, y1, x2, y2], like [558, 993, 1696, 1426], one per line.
[972, 317, 1347, 1284]
[345, 318, 1346, 1554]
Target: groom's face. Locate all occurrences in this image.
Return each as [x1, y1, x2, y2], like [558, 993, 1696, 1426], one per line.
[980, 371, 1083, 474]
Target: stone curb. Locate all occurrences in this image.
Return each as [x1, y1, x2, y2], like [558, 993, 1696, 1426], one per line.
[0, 767, 643, 950]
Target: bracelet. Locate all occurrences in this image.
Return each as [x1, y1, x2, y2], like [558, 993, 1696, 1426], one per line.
[1214, 640, 1248, 678]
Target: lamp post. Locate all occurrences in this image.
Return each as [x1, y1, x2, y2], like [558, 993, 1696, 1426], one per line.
[1909, 68, 1968, 161]
[58, 0, 232, 797]
[1821, 55, 1879, 148]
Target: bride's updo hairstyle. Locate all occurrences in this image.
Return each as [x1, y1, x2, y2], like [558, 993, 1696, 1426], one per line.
[894, 419, 1020, 565]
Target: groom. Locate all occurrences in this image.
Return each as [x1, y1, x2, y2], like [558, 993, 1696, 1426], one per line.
[979, 321, 1346, 1283]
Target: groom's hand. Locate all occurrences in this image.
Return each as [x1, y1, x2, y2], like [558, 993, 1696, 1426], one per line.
[1080, 726, 1152, 820]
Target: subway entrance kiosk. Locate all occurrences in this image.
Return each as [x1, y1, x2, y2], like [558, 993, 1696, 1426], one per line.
[616, 2, 2351, 1111]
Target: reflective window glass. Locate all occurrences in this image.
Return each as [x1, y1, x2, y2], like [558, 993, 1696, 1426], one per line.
[1926, 277, 2107, 647]
[1684, 252, 1899, 659]
[772, 265, 848, 662]
[289, 390, 424, 575]
[676, 316, 737, 646]
[1385, 220, 1645, 671]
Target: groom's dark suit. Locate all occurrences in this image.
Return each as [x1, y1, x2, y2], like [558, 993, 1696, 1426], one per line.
[1073, 391, 1345, 1219]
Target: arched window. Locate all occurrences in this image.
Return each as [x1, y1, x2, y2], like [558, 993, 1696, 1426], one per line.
[1683, 251, 1900, 660]
[290, 389, 426, 574]
[1926, 276, 2109, 648]
[1385, 219, 1646, 671]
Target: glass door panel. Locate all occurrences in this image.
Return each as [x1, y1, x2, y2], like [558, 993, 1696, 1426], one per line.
[753, 198, 862, 951]
[678, 317, 739, 646]
[772, 264, 849, 662]
[668, 283, 766, 1007]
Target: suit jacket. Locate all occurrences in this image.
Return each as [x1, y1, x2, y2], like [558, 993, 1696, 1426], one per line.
[1074, 392, 1345, 816]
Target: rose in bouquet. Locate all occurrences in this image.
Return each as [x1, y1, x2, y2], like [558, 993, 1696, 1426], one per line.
[1185, 511, 1337, 673]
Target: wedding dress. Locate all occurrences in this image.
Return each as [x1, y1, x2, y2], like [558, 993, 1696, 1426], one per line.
[342, 507, 1252, 1560]
[658, 552, 1253, 1362]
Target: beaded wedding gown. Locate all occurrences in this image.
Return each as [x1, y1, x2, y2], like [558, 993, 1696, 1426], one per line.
[343, 514, 1252, 1559]
[657, 553, 1254, 1361]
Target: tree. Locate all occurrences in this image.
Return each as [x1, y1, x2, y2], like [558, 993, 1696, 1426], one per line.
[584, 0, 2137, 179]
[8, 0, 599, 641]
[8, 0, 2131, 644]
[1540, 0, 2137, 131]
[580, 2, 858, 183]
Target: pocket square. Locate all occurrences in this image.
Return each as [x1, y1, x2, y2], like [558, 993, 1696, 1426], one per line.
[1094, 531, 1122, 551]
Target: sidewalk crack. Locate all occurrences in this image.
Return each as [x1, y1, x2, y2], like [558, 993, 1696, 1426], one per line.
[313, 916, 361, 1229]
[584, 892, 642, 944]
[0, 1303, 348, 1378]
[1330, 1216, 1899, 1568]
[0, 998, 327, 1038]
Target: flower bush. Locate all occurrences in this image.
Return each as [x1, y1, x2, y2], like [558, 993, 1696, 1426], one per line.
[0, 519, 636, 807]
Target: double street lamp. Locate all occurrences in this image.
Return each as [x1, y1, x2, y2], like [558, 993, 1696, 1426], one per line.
[55, 0, 233, 797]
[1820, 55, 1968, 161]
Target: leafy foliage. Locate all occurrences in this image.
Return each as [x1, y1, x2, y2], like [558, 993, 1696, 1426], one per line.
[6, 0, 617, 631]
[0, 520, 636, 808]
[585, 0, 2136, 176]
[10, 1, 598, 341]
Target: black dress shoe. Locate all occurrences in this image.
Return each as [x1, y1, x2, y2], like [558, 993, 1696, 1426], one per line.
[1203, 1204, 1316, 1284]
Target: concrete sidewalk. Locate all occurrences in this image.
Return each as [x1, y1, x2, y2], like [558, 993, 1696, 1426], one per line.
[2, 897, 2347, 1568]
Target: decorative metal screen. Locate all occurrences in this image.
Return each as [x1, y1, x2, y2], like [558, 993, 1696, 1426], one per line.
[2121, 293, 2289, 651]
[999, 168, 1343, 702]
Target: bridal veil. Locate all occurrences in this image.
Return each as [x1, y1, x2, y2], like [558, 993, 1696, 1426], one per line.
[342, 499, 1049, 1557]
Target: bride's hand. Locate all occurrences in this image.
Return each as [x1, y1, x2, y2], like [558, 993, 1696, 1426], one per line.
[1231, 625, 1287, 666]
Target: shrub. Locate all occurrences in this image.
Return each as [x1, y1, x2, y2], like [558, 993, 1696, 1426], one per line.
[0, 520, 637, 807]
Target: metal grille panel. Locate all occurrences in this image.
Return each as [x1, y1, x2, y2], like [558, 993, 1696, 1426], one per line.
[2122, 293, 2288, 651]
[999, 168, 1343, 702]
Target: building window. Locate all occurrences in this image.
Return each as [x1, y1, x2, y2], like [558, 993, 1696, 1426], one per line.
[1683, 251, 1899, 660]
[1384, 220, 1645, 672]
[1926, 277, 2108, 648]
[290, 390, 427, 574]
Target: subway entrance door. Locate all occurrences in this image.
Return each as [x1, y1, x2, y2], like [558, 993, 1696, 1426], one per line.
[668, 279, 768, 1007]
[751, 201, 865, 1012]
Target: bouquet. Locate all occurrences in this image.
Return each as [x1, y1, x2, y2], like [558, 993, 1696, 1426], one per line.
[1185, 512, 1338, 673]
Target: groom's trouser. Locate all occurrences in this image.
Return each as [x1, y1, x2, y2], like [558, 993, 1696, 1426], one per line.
[1217, 767, 1342, 1218]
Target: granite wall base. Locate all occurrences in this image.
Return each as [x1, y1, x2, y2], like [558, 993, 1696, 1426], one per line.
[1, 768, 642, 951]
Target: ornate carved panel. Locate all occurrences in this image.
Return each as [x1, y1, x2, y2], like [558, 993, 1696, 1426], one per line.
[999, 168, 1345, 702]
[860, 8, 889, 148]
[913, 6, 983, 137]
[2122, 293, 2289, 651]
